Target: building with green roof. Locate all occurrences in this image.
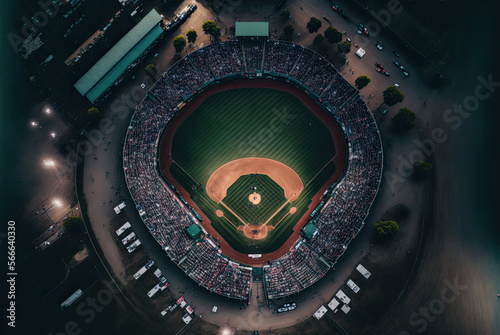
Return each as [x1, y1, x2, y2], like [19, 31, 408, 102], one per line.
[303, 223, 318, 239]
[186, 224, 202, 240]
[74, 9, 163, 103]
[235, 22, 269, 37]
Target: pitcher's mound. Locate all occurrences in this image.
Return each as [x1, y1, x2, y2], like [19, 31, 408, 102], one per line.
[249, 192, 261, 205]
[290, 207, 297, 214]
[215, 210, 224, 217]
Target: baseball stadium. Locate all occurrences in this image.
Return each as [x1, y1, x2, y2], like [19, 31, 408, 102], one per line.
[123, 40, 383, 301]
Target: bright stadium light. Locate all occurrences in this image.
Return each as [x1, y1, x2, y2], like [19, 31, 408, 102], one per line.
[31, 121, 37, 126]
[221, 328, 231, 335]
[51, 132, 56, 138]
[43, 159, 56, 167]
[53, 199, 63, 207]
[45, 107, 51, 114]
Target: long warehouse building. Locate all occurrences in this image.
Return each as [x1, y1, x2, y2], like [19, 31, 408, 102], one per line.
[74, 9, 163, 103]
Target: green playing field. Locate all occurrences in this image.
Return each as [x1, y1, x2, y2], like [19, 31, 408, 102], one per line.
[168, 87, 337, 254]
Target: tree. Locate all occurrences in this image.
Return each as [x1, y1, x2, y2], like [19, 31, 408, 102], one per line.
[413, 161, 432, 179]
[280, 9, 290, 20]
[202, 20, 221, 38]
[324, 26, 342, 44]
[186, 29, 197, 44]
[313, 34, 324, 48]
[392, 107, 416, 130]
[382, 85, 405, 106]
[338, 40, 351, 54]
[355, 75, 371, 89]
[145, 64, 157, 79]
[173, 35, 187, 53]
[284, 24, 294, 38]
[306, 17, 322, 33]
[373, 220, 400, 241]
[64, 216, 83, 234]
[87, 107, 100, 118]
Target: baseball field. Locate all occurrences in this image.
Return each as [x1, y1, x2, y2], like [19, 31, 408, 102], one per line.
[162, 88, 342, 254]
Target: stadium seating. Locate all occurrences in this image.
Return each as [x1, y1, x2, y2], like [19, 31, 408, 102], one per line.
[123, 40, 382, 301]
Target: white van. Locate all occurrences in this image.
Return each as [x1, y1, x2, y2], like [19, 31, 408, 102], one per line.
[355, 48, 365, 58]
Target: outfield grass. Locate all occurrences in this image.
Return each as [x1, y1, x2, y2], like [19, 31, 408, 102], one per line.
[169, 87, 337, 254]
[223, 174, 287, 225]
[171, 88, 335, 185]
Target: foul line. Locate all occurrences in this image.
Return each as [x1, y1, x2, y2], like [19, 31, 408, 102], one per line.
[303, 156, 335, 191]
[262, 156, 335, 228]
[221, 215, 239, 230]
[272, 212, 290, 229]
[263, 200, 290, 226]
[220, 201, 249, 228]
[172, 160, 204, 189]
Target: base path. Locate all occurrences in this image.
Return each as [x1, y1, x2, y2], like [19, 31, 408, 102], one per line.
[158, 78, 347, 266]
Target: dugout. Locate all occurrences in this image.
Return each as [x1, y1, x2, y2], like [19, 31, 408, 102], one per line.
[303, 223, 318, 239]
[186, 224, 202, 240]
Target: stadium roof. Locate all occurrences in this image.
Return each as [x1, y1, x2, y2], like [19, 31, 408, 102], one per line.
[235, 22, 269, 37]
[186, 224, 202, 240]
[74, 9, 162, 101]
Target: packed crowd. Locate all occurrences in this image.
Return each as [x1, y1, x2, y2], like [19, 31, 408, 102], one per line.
[123, 40, 382, 300]
[187, 41, 245, 78]
[308, 97, 382, 262]
[179, 236, 251, 299]
[264, 239, 331, 298]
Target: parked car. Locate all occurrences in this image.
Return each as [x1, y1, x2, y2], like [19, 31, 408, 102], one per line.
[392, 49, 400, 57]
[376, 41, 383, 50]
[358, 24, 369, 36]
[376, 62, 384, 69]
[376, 68, 390, 76]
[394, 61, 409, 77]
[394, 61, 405, 70]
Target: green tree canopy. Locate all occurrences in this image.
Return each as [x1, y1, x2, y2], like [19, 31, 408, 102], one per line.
[281, 9, 290, 20]
[284, 24, 294, 37]
[324, 26, 342, 44]
[186, 29, 197, 44]
[383, 85, 405, 106]
[306, 17, 322, 33]
[413, 161, 433, 179]
[338, 40, 351, 54]
[355, 75, 371, 89]
[373, 220, 400, 241]
[313, 34, 324, 47]
[145, 64, 157, 79]
[173, 35, 187, 53]
[202, 20, 221, 38]
[64, 216, 83, 234]
[87, 107, 100, 118]
[392, 107, 416, 130]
